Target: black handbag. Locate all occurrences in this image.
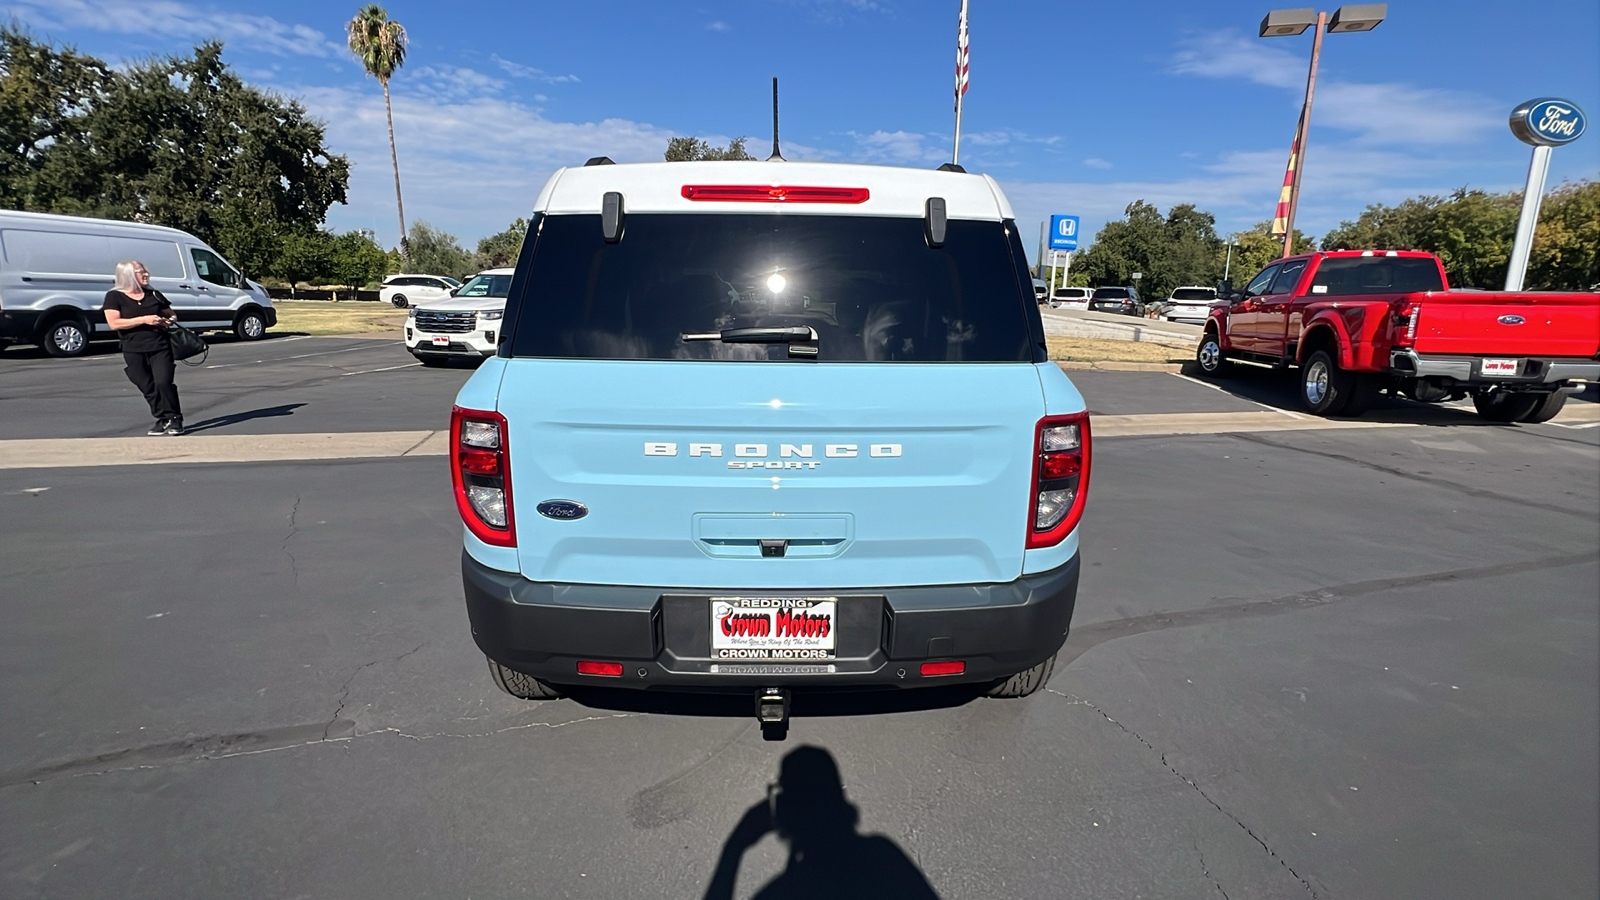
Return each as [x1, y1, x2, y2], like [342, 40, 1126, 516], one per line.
[167, 322, 209, 365]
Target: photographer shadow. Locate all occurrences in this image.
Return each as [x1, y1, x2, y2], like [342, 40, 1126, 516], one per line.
[703, 745, 940, 900]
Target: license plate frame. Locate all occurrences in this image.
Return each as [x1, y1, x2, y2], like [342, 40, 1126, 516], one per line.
[709, 597, 837, 661]
[1481, 358, 1518, 377]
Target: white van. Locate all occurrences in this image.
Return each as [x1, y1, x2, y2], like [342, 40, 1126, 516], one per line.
[0, 210, 276, 357]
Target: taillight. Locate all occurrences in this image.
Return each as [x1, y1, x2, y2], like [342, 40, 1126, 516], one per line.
[681, 185, 870, 204]
[1026, 412, 1091, 549]
[451, 406, 515, 547]
[1393, 302, 1422, 347]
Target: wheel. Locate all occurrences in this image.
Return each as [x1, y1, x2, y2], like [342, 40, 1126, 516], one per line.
[487, 657, 563, 700]
[1343, 373, 1381, 416]
[1195, 332, 1231, 376]
[1519, 391, 1568, 423]
[42, 317, 90, 357]
[1300, 349, 1356, 416]
[234, 309, 267, 341]
[1472, 391, 1540, 423]
[391, 294, 409, 309]
[987, 653, 1056, 698]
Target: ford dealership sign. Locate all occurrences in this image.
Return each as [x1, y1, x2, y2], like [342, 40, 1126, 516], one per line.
[1510, 98, 1586, 147]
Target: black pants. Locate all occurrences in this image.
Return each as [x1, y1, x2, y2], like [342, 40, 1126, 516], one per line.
[123, 345, 182, 420]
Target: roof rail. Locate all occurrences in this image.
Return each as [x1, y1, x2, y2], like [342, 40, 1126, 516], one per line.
[584, 156, 615, 167]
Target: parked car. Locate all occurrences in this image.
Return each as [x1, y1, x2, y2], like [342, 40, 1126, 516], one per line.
[1088, 286, 1143, 316]
[0, 209, 276, 356]
[1049, 286, 1092, 310]
[1033, 279, 1048, 303]
[1161, 286, 1219, 324]
[404, 268, 513, 365]
[450, 159, 1091, 720]
[380, 273, 460, 309]
[1196, 250, 1600, 420]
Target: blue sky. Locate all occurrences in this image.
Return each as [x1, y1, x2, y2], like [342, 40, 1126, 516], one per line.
[4, 0, 1597, 265]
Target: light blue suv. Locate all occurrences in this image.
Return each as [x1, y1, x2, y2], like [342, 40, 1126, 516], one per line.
[450, 160, 1091, 722]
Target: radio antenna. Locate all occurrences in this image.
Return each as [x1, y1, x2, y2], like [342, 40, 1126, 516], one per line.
[768, 77, 785, 161]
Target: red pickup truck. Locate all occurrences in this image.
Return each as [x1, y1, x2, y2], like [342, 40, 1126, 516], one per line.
[1195, 250, 1600, 422]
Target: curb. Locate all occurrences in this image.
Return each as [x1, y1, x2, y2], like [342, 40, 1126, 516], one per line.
[1056, 361, 1185, 373]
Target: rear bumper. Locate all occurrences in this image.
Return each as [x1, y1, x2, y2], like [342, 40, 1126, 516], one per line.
[462, 550, 1080, 691]
[1391, 349, 1600, 386]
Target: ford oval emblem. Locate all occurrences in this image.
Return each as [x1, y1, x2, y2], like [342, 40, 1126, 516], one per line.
[1510, 98, 1587, 147]
[536, 500, 588, 521]
[1497, 314, 1526, 326]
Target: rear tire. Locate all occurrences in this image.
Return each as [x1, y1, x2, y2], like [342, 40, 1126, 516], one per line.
[1195, 332, 1230, 376]
[1343, 373, 1381, 417]
[1300, 350, 1356, 416]
[391, 294, 409, 309]
[42, 317, 91, 357]
[1519, 391, 1568, 423]
[488, 658, 564, 700]
[1473, 391, 1540, 423]
[987, 653, 1056, 698]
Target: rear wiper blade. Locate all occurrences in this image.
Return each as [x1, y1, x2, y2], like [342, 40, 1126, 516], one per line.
[680, 325, 818, 343]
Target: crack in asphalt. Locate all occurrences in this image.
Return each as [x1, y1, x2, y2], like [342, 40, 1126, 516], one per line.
[1231, 431, 1596, 520]
[1058, 551, 1594, 669]
[1194, 840, 1233, 900]
[282, 494, 302, 590]
[323, 642, 426, 740]
[1059, 690, 1319, 899]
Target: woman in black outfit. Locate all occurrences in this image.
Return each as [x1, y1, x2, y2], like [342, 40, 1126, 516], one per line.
[103, 260, 183, 435]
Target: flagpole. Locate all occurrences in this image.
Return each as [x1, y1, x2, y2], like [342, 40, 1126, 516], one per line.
[1281, 10, 1325, 257]
[953, 0, 969, 166]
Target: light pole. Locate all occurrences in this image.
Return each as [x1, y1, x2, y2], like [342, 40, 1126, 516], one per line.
[1260, 4, 1386, 258]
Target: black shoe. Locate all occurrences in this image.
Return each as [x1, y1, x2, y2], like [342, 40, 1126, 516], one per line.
[148, 418, 169, 435]
[164, 417, 184, 436]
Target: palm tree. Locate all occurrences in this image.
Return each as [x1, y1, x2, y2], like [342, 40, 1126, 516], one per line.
[346, 5, 409, 260]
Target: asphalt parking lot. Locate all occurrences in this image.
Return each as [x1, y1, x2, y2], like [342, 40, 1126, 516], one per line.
[2, 334, 1596, 899]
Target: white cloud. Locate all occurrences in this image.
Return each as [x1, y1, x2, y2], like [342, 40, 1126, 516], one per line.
[846, 130, 947, 164]
[1170, 30, 1499, 146]
[1082, 158, 1112, 169]
[4, 0, 342, 57]
[410, 65, 506, 101]
[706, 20, 731, 32]
[489, 54, 579, 84]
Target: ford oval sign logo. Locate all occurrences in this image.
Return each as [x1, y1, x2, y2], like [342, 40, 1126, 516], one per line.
[1510, 98, 1587, 147]
[1497, 314, 1526, 326]
[536, 500, 588, 521]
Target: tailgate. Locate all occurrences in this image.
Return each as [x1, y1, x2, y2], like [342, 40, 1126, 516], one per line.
[499, 360, 1046, 589]
[1413, 291, 1600, 357]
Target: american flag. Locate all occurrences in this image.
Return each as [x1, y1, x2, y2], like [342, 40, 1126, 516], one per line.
[954, 0, 970, 106]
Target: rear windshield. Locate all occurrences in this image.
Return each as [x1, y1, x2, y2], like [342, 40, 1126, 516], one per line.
[1054, 288, 1087, 298]
[1171, 288, 1215, 301]
[1093, 287, 1130, 299]
[457, 273, 512, 298]
[1309, 257, 1443, 296]
[506, 214, 1035, 362]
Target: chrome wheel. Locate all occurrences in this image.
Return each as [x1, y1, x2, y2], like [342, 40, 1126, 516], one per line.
[52, 323, 85, 354]
[1197, 338, 1221, 373]
[1305, 359, 1330, 405]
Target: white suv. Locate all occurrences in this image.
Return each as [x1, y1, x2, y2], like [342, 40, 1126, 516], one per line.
[1048, 286, 1092, 310]
[381, 274, 460, 309]
[404, 268, 512, 365]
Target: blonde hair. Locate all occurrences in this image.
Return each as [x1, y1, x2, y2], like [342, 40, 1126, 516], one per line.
[113, 260, 145, 294]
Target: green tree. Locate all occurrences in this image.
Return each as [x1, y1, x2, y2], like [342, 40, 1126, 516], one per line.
[328, 230, 388, 290]
[664, 136, 754, 161]
[1224, 221, 1313, 289]
[275, 230, 335, 293]
[347, 5, 409, 258]
[0, 25, 108, 209]
[1072, 200, 1230, 301]
[475, 218, 527, 268]
[405, 220, 474, 279]
[10, 39, 348, 272]
[1321, 189, 1519, 289]
[1527, 180, 1599, 291]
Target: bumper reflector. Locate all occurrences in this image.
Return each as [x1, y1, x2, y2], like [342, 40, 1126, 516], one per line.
[920, 661, 966, 677]
[576, 661, 625, 677]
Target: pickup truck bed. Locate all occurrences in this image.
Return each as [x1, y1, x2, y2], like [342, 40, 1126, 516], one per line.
[1196, 250, 1600, 422]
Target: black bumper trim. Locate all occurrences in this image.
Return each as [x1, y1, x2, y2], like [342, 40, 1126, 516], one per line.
[462, 550, 1080, 691]
[0, 309, 43, 341]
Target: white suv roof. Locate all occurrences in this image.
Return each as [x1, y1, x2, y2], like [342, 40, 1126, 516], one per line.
[534, 161, 1016, 221]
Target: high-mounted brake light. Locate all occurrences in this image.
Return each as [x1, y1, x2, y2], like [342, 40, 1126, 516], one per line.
[681, 185, 870, 204]
[451, 406, 515, 547]
[1026, 412, 1092, 550]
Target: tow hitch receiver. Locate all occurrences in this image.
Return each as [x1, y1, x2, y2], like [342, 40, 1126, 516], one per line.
[756, 687, 790, 740]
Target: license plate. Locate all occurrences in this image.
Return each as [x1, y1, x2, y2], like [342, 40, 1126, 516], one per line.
[1481, 358, 1518, 376]
[710, 597, 836, 661]
[431, 335, 450, 347]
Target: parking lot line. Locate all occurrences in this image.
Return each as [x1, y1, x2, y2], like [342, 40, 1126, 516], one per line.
[1166, 371, 1305, 418]
[343, 362, 424, 376]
